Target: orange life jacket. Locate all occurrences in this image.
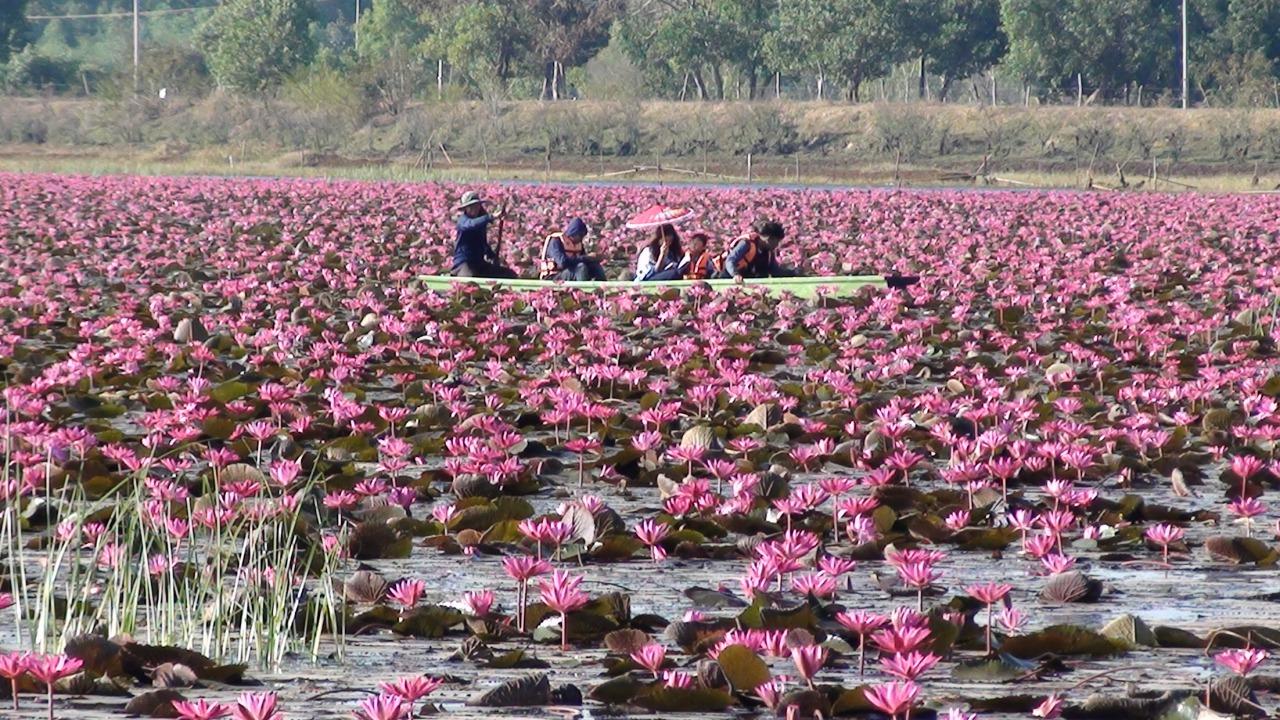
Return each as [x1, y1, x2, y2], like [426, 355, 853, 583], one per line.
[684, 250, 718, 280]
[722, 233, 764, 275]
[539, 233, 585, 279]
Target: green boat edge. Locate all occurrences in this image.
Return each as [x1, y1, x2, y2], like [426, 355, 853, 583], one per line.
[416, 275, 888, 299]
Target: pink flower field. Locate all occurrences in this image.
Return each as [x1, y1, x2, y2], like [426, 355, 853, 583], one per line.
[2, 172, 1280, 719]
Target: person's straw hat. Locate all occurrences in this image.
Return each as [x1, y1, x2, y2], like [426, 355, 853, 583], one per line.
[453, 191, 486, 212]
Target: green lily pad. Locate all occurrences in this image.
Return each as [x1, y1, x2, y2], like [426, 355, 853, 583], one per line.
[715, 644, 770, 693]
[1000, 624, 1124, 658]
[632, 686, 734, 712]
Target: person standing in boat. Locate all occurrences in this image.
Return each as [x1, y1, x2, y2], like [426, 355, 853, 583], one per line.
[540, 218, 607, 281]
[681, 232, 719, 281]
[720, 219, 792, 281]
[635, 223, 686, 281]
[450, 191, 517, 279]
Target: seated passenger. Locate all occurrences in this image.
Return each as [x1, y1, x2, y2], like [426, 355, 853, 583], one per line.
[540, 218, 606, 281]
[635, 223, 686, 281]
[681, 232, 720, 281]
[721, 219, 793, 281]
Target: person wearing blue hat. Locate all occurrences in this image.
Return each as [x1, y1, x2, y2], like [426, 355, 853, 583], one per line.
[450, 191, 517, 278]
[539, 217, 607, 281]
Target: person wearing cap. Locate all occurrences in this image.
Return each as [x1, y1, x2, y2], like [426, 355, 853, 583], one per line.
[540, 218, 607, 281]
[450, 191, 517, 278]
[719, 219, 793, 281]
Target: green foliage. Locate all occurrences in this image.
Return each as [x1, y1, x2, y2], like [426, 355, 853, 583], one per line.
[421, 1, 528, 95]
[200, 0, 317, 91]
[924, 0, 1008, 98]
[766, 0, 911, 100]
[1001, 0, 1179, 99]
[5, 46, 80, 93]
[1, 0, 30, 65]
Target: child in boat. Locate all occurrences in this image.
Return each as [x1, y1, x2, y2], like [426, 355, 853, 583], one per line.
[682, 232, 720, 281]
[540, 218, 607, 281]
[635, 223, 686, 281]
[449, 191, 517, 279]
[720, 219, 792, 281]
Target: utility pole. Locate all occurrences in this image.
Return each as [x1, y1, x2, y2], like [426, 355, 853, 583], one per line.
[353, 0, 360, 49]
[1181, 0, 1188, 109]
[133, 0, 140, 91]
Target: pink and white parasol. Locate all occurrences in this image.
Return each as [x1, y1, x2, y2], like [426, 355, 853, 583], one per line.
[624, 205, 697, 230]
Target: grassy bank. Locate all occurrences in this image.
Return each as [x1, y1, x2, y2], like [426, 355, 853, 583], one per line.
[3, 97, 1280, 190]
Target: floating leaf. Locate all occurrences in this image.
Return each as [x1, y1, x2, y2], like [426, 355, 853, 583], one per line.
[588, 676, 645, 705]
[632, 686, 734, 712]
[467, 673, 551, 707]
[150, 663, 198, 689]
[64, 634, 123, 678]
[1039, 570, 1103, 604]
[1000, 624, 1123, 657]
[393, 605, 464, 638]
[209, 380, 252, 404]
[952, 654, 1038, 682]
[714, 644, 770, 693]
[342, 569, 389, 603]
[1205, 536, 1279, 565]
[603, 629, 651, 656]
[1099, 614, 1157, 649]
[346, 522, 412, 560]
[123, 689, 187, 718]
[684, 586, 749, 609]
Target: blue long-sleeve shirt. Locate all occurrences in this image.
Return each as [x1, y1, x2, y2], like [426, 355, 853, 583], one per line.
[724, 235, 781, 278]
[453, 214, 496, 269]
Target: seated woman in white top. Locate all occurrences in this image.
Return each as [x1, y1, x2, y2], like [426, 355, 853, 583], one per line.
[634, 224, 687, 281]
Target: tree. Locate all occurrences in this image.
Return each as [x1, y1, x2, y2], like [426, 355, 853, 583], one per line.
[200, 0, 317, 92]
[766, 0, 910, 101]
[1, 0, 30, 66]
[924, 0, 1008, 100]
[713, 0, 779, 99]
[420, 1, 530, 94]
[525, 0, 622, 100]
[1001, 0, 1179, 101]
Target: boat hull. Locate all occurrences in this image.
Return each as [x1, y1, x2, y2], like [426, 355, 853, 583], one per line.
[416, 275, 893, 299]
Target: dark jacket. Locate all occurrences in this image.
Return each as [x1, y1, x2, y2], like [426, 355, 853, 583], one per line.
[545, 234, 583, 271]
[453, 214, 496, 269]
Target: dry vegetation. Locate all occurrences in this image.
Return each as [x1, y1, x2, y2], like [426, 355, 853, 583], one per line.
[4, 97, 1280, 188]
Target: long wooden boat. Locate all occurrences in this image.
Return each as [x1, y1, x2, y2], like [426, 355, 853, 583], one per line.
[417, 275, 911, 299]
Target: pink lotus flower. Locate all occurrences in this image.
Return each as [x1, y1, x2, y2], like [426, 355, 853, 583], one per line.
[28, 654, 83, 720]
[1032, 692, 1064, 718]
[502, 555, 552, 631]
[463, 590, 496, 618]
[630, 643, 666, 677]
[790, 644, 828, 688]
[352, 694, 408, 720]
[1215, 648, 1269, 676]
[386, 578, 426, 610]
[634, 518, 670, 562]
[0, 651, 30, 711]
[880, 650, 940, 681]
[173, 699, 232, 720]
[967, 582, 1013, 654]
[661, 670, 695, 689]
[896, 558, 942, 611]
[864, 681, 921, 720]
[231, 692, 283, 720]
[836, 609, 888, 674]
[1144, 523, 1184, 565]
[538, 570, 590, 650]
[379, 676, 444, 718]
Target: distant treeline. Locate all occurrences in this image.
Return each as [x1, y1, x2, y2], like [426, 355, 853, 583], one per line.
[2, 0, 1279, 108]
